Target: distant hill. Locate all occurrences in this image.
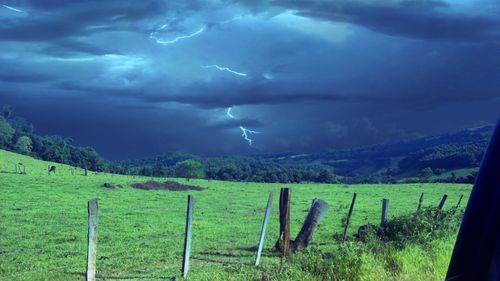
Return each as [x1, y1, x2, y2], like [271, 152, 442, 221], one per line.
[257, 125, 492, 182]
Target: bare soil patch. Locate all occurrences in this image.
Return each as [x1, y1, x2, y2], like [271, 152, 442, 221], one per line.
[131, 181, 206, 191]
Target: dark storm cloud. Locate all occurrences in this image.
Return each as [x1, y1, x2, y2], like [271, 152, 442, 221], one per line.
[243, 0, 500, 43]
[208, 118, 264, 130]
[0, 1, 167, 42]
[0, 72, 54, 83]
[42, 39, 121, 56]
[1, 0, 499, 158]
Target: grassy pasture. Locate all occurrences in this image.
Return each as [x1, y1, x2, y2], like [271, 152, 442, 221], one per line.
[0, 149, 472, 280]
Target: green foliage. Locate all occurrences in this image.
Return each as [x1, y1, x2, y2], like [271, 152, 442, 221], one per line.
[353, 207, 463, 249]
[419, 167, 434, 182]
[174, 159, 204, 179]
[15, 135, 32, 154]
[0, 116, 15, 147]
[0, 105, 111, 173]
[2, 104, 12, 119]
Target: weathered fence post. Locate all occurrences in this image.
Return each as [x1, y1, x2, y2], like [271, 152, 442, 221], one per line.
[417, 192, 424, 211]
[182, 195, 194, 278]
[456, 194, 464, 208]
[438, 194, 448, 210]
[381, 199, 389, 226]
[255, 192, 273, 266]
[275, 188, 291, 257]
[342, 193, 357, 241]
[86, 199, 98, 281]
[292, 199, 329, 251]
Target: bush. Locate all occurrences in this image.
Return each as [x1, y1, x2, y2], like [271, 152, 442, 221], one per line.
[354, 207, 463, 248]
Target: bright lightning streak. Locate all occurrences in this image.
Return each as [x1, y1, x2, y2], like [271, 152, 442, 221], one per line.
[226, 107, 235, 119]
[226, 107, 262, 146]
[150, 26, 205, 45]
[203, 65, 247, 77]
[240, 126, 261, 146]
[2, 4, 23, 12]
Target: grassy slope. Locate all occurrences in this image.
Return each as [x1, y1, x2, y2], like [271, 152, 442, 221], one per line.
[0, 149, 472, 280]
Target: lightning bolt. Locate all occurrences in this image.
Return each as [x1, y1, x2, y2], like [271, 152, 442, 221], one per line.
[239, 126, 261, 146]
[2, 4, 23, 13]
[203, 65, 247, 77]
[226, 107, 261, 146]
[150, 16, 244, 46]
[150, 26, 205, 45]
[226, 107, 235, 119]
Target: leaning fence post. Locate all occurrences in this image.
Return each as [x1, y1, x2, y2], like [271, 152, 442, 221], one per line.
[456, 194, 464, 208]
[438, 194, 448, 210]
[381, 199, 389, 226]
[182, 195, 194, 278]
[276, 188, 291, 257]
[86, 199, 98, 281]
[417, 192, 424, 211]
[342, 193, 357, 241]
[255, 192, 273, 266]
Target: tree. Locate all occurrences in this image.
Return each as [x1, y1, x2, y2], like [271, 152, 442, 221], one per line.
[318, 168, 336, 183]
[2, 104, 12, 119]
[15, 136, 32, 154]
[0, 116, 15, 147]
[174, 159, 204, 180]
[419, 167, 434, 182]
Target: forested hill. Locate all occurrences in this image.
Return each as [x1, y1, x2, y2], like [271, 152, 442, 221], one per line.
[122, 126, 491, 183]
[259, 125, 492, 182]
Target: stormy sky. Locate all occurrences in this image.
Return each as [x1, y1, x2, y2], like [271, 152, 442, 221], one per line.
[0, 0, 499, 160]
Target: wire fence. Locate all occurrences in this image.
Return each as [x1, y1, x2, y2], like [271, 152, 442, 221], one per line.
[1, 190, 465, 280]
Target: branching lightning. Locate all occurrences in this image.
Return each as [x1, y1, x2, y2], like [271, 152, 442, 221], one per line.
[226, 106, 261, 146]
[2, 4, 23, 13]
[239, 126, 261, 146]
[203, 65, 247, 77]
[150, 26, 205, 45]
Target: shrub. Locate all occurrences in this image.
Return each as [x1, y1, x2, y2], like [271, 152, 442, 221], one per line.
[354, 207, 463, 248]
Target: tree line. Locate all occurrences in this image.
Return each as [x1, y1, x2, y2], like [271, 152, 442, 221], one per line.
[0, 104, 483, 184]
[0, 105, 338, 183]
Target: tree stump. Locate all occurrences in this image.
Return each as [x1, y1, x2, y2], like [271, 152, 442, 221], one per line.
[292, 199, 329, 251]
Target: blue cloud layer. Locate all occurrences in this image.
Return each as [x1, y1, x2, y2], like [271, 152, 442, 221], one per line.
[0, 0, 499, 158]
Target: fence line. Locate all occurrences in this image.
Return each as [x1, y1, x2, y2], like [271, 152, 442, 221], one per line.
[2, 192, 463, 280]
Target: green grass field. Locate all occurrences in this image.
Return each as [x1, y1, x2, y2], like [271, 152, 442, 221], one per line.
[0, 149, 472, 280]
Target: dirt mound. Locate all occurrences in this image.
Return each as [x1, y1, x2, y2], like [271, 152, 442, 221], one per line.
[131, 181, 206, 191]
[102, 183, 115, 189]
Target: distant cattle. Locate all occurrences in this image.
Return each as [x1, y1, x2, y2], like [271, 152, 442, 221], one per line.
[48, 165, 56, 175]
[17, 163, 26, 174]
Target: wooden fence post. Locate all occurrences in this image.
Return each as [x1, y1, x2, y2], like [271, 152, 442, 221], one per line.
[417, 192, 424, 211]
[182, 195, 194, 278]
[438, 194, 448, 210]
[255, 192, 273, 266]
[276, 188, 291, 257]
[342, 193, 357, 241]
[86, 199, 98, 281]
[381, 199, 389, 226]
[456, 194, 464, 208]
